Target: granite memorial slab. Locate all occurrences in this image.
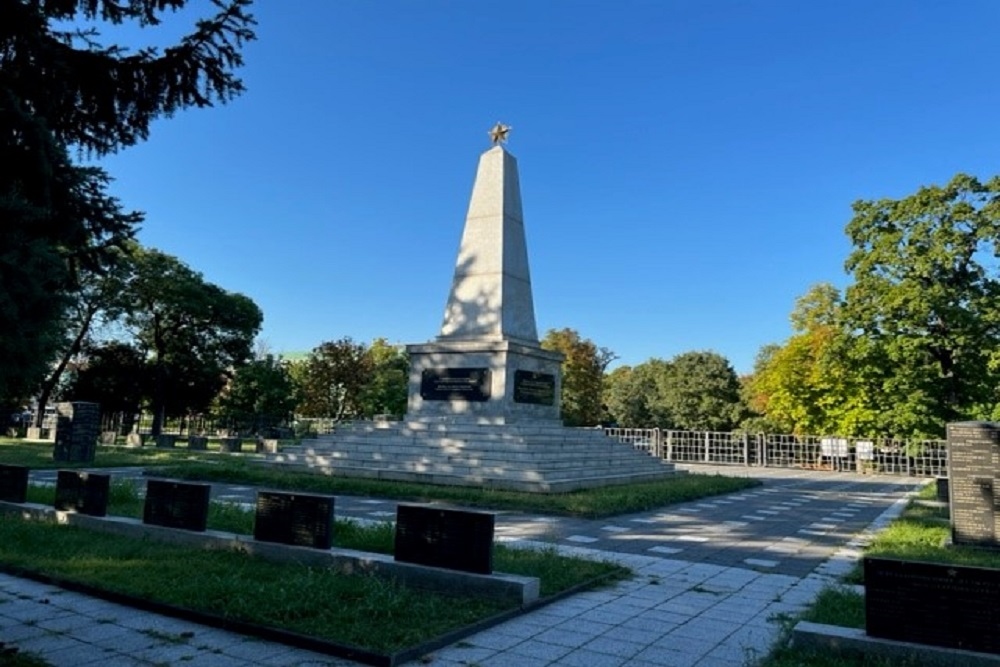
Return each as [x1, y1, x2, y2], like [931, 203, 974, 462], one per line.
[394, 504, 494, 574]
[0, 464, 28, 503]
[52, 401, 99, 462]
[219, 437, 241, 453]
[513, 370, 555, 405]
[946, 422, 1000, 547]
[54, 470, 110, 516]
[420, 368, 491, 402]
[254, 491, 334, 549]
[142, 479, 210, 532]
[865, 556, 1000, 654]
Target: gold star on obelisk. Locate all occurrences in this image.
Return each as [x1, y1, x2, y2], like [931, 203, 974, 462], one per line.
[488, 122, 511, 145]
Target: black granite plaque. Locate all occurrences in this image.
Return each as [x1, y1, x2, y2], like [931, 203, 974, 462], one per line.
[946, 422, 1000, 546]
[936, 476, 950, 503]
[394, 504, 494, 574]
[52, 401, 99, 462]
[865, 557, 1000, 654]
[420, 368, 491, 402]
[219, 437, 242, 453]
[254, 491, 334, 549]
[0, 464, 28, 503]
[54, 470, 110, 516]
[513, 370, 555, 406]
[142, 479, 210, 532]
[187, 436, 208, 451]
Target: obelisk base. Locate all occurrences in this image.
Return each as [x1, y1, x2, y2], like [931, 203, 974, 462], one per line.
[406, 339, 563, 424]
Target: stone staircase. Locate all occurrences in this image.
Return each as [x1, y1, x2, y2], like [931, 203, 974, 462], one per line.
[266, 420, 680, 492]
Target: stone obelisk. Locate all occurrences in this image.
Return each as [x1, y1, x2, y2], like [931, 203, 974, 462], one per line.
[406, 124, 564, 423]
[273, 125, 678, 491]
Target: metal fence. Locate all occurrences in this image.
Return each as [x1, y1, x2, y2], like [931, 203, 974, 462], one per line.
[99, 412, 295, 437]
[603, 427, 948, 478]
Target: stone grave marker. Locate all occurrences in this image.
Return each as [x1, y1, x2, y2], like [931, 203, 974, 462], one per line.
[219, 437, 241, 453]
[188, 436, 208, 451]
[946, 421, 1000, 547]
[155, 434, 176, 449]
[0, 464, 28, 503]
[255, 437, 278, 454]
[99, 431, 117, 445]
[865, 556, 1000, 654]
[52, 401, 99, 462]
[125, 432, 144, 447]
[936, 476, 950, 503]
[54, 470, 110, 516]
[143, 479, 210, 532]
[26, 426, 50, 441]
[254, 491, 334, 549]
[394, 504, 494, 574]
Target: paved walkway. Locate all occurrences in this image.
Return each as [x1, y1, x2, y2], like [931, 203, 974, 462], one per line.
[3, 465, 926, 666]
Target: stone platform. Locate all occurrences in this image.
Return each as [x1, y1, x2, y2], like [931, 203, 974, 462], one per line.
[268, 421, 679, 493]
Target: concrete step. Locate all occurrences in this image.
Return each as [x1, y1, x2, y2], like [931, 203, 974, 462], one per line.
[267, 421, 677, 492]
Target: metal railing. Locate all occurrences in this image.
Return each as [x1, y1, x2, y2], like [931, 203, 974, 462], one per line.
[604, 427, 948, 478]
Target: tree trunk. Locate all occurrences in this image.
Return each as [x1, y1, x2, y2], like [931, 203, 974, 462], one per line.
[150, 362, 166, 436]
[34, 308, 96, 428]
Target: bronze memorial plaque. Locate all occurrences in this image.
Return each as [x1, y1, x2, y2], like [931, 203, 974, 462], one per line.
[420, 368, 491, 402]
[54, 470, 110, 516]
[0, 464, 28, 503]
[142, 479, 211, 532]
[513, 370, 555, 405]
[865, 556, 1000, 654]
[394, 504, 494, 574]
[254, 491, 334, 549]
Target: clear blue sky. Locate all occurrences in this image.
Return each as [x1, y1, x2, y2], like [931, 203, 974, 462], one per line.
[94, 1, 1000, 374]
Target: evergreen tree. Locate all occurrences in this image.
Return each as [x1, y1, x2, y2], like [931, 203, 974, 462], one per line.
[0, 0, 255, 406]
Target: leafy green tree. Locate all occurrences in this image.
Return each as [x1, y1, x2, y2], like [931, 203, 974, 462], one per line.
[541, 328, 616, 426]
[605, 353, 743, 430]
[844, 173, 1000, 436]
[121, 249, 262, 435]
[218, 354, 297, 434]
[294, 338, 373, 420]
[658, 351, 744, 431]
[32, 244, 136, 427]
[63, 341, 147, 420]
[358, 339, 408, 418]
[743, 284, 879, 436]
[603, 361, 670, 428]
[0, 0, 255, 406]
[603, 366, 645, 427]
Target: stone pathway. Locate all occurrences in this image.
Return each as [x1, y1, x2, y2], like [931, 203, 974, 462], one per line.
[7, 465, 924, 666]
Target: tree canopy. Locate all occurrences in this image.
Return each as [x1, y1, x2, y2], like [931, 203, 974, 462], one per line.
[292, 338, 374, 421]
[746, 174, 1000, 438]
[0, 0, 255, 407]
[541, 328, 615, 426]
[843, 173, 1000, 433]
[604, 352, 744, 430]
[121, 248, 262, 434]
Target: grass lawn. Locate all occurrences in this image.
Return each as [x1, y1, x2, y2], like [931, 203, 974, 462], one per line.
[0, 651, 48, 667]
[0, 438, 759, 519]
[757, 482, 1000, 667]
[2, 483, 630, 654]
[158, 458, 760, 518]
[0, 436, 757, 657]
[0, 438, 252, 468]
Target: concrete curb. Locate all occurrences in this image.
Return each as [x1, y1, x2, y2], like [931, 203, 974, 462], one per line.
[793, 621, 1000, 667]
